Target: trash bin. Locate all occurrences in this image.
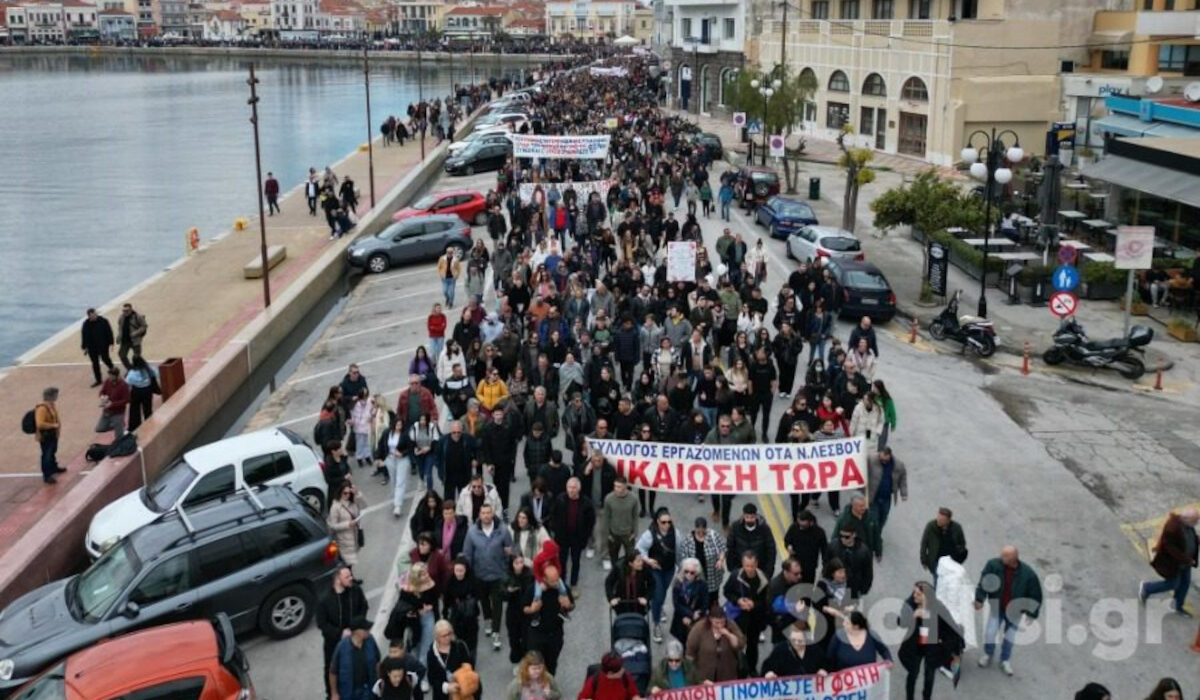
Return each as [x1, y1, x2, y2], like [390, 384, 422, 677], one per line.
[158, 357, 186, 402]
[808, 177, 821, 200]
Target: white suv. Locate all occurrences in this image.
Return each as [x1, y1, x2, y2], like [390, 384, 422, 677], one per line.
[85, 427, 327, 557]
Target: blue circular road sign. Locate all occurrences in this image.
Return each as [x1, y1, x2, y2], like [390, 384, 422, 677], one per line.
[1053, 265, 1080, 292]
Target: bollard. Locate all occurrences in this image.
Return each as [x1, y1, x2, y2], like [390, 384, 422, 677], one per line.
[909, 317, 918, 344]
[1154, 357, 1164, 391]
[1190, 623, 1200, 652]
[1022, 341, 1031, 376]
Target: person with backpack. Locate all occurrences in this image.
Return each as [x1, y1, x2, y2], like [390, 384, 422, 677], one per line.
[27, 387, 64, 484]
[577, 652, 641, 700]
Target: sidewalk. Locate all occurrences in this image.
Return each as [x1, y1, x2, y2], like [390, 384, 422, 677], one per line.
[670, 107, 1200, 404]
[0, 127, 437, 553]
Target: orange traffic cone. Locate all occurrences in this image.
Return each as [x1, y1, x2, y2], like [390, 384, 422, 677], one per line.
[1190, 623, 1200, 653]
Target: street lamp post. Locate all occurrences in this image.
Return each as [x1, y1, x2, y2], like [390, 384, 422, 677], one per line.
[751, 77, 779, 166]
[362, 44, 376, 208]
[246, 64, 271, 309]
[417, 45, 426, 160]
[961, 128, 1024, 318]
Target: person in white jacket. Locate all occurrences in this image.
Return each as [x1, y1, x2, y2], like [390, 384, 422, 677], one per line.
[436, 341, 466, 383]
[455, 474, 504, 524]
[849, 393, 885, 445]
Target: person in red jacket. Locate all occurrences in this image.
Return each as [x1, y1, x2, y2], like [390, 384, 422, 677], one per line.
[97, 367, 130, 438]
[577, 652, 642, 700]
[428, 302, 448, 364]
[396, 374, 439, 429]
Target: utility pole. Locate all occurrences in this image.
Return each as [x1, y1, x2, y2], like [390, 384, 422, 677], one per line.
[363, 44, 376, 208]
[779, 0, 787, 76]
[417, 46, 426, 160]
[246, 65, 271, 309]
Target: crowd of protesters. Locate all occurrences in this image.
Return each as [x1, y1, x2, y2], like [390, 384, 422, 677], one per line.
[307, 55, 1196, 700]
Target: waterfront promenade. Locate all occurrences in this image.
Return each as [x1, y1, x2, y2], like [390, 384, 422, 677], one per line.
[0, 125, 434, 556]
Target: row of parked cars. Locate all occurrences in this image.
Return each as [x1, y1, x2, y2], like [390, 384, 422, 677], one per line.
[442, 86, 540, 176]
[0, 429, 339, 698]
[731, 165, 896, 323]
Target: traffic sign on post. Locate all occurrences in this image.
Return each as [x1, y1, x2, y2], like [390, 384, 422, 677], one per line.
[1049, 291, 1079, 318]
[733, 112, 746, 128]
[1052, 265, 1080, 292]
[1057, 244, 1078, 266]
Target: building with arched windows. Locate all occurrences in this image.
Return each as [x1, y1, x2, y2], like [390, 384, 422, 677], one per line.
[662, 0, 747, 114]
[752, 0, 1114, 165]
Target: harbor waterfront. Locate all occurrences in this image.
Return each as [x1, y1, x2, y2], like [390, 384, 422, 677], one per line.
[0, 52, 509, 367]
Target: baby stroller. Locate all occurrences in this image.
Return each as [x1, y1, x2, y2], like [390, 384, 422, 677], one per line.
[610, 612, 652, 695]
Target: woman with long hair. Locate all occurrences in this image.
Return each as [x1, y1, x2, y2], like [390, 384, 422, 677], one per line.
[426, 619, 476, 700]
[328, 480, 365, 568]
[392, 561, 439, 667]
[409, 346, 435, 380]
[504, 651, 561, 700]
[369, 394, 393, 483]
[726, 357, 751, 410]
[410, 490, 443, 541]
[509, 507, 551, 563]
[407, 413, 442, 494]
[669, 557, 709, 645]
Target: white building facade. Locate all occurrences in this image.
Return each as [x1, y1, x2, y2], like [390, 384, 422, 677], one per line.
[663, 0, 747, 114]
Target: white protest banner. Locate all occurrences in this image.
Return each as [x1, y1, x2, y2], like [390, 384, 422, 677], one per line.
[589, 66, 629, 77]
[585, 436, 867, 495]
[1114, 225, 1154, 270]
[510, 134, 611, 160]
[517, 179, 614, 205]
[653, 663, 890, 700]
[666, 241, 697, 282]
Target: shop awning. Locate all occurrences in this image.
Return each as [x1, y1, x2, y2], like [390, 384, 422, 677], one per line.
[1088, 29, 1132, 46]
[1093, 114, 1155, 137]
[1081, 154, 1200, 209]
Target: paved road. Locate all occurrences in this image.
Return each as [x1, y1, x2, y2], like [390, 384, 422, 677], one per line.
[237, 162, 1200, 699]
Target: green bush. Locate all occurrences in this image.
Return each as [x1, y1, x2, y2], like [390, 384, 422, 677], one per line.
[1080, 262, 1127, 286]
[929, 229, 1004, 274]
[1017, 264, 1053, 286]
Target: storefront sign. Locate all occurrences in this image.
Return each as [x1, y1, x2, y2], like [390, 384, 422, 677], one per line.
[927, 241, 949, 297]
[585, 436, 868, 495]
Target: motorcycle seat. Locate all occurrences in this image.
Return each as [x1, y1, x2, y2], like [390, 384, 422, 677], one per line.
[1084, 338, 1126, 351]
[958, 315, 991, 325]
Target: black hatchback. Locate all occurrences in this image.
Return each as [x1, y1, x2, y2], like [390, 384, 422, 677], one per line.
[825, 259, 897, 323]
[444, 140, 511, 176]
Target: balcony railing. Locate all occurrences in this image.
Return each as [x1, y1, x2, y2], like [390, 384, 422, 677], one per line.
[764, 17, 949, 42]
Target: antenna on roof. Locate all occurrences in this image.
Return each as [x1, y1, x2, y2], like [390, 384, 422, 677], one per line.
[1146, 75, 1164, 94]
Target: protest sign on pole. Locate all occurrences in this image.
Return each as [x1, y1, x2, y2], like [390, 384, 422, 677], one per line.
[509, 134, 611, 159]
[666, 241, 697, 282]
[585, 436, 868, 495]
[653, 663, 890, 700]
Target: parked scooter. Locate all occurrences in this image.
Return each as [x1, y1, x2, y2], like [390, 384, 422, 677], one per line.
[1042, 317, 1152, 379]
[928, 290, 998, 357]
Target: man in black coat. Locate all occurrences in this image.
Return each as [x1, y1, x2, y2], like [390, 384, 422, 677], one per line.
[550, 476, 596, 591]
[478, 406, 520, 510]
[784, 510, 827, 585]
[829, 523, 874, 597]
[847, 316, 879, 357]
[727, 503, 778, 577]
[315, 567, 369, 700]
[80, 308, 115, 387]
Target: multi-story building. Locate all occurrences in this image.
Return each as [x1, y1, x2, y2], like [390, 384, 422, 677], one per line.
[631, 4, 651, 42]
[202, 7, 242, 37]
[98, 6, 136, 38]
[318, 0, 365, 35]
[663, 0, 746, 113]
[443, 5, 510, 39]
[157, 0, 187, 34]
[754, 0, 1127, 165]
[391, 0, 444, 34]
[238, 1, 271, 35]
[271, 0, 318, 37]
[123, 0, 158, 35]
[545, 0, 636, 42]
[1063, 1, 1200, 151]
[4, 1, 98, 42]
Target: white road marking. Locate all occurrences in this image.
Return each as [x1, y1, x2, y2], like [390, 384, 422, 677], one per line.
[349, 288, 443, 312]
[284, 346, 420, 386]
[324, 314, 427, 343]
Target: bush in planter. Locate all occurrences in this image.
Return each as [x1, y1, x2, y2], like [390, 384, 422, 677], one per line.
[929, 229, 1004, 276]
[1081, 262, 1127, 286]
[1167, 316, 1198, 342]
[1017, 264, 1053, 287]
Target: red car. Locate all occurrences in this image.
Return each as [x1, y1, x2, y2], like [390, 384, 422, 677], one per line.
[392, 189, 488, 225]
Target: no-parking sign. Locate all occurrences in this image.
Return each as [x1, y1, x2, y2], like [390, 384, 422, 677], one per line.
[769, 134, 785, 157]
[733, 112, 746, 128]
[1049, 291, 1079, 318]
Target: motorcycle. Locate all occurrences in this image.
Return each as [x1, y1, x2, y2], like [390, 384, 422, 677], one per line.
[1042, 317, 1153, 380]
[928, 290, 998, 357]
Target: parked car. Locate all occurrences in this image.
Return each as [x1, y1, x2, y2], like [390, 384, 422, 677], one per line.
[0, 487, 339, 692]
[444, 140, 511, 176]
[733, 166, 781, 210]
[786, 225, 864, 263]
[473, 112, 528, 131]
[347, 213, 471, 273]
[755, 196, 819, 239]
[692, 132, 723, 160]
[392, 189, 488, 225]
[86, 427, 327, 558]
[7, 615, 253, 700]
[448, 128, 512, 156]
[825, 259, 897, 323]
